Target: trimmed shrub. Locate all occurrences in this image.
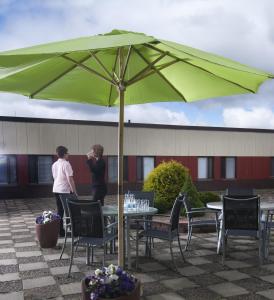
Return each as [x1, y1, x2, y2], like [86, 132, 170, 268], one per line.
[198, 191, 220, 206]
[143, 160, 204, 213]
[143, 160, 188, 213]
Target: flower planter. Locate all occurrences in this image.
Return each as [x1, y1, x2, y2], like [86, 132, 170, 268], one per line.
[35, 218, 60, 248]
[81, 279, 141, 300]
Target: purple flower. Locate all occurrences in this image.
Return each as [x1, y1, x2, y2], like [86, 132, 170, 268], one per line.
[85, 264, 137, 300]
[36, 211, 60, 224]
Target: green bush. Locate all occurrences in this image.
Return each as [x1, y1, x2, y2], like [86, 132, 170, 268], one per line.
[198, 191, 220, 206]
[143, 160, 203, 213]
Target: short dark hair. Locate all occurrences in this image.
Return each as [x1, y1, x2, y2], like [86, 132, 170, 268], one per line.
[56, 146, 68, 158]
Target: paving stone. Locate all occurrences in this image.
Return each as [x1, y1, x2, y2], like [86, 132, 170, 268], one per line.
[12, 234, 32, 239]
[260, 274, 274, 283]
[19, 261, 48, 271]
[0, 248, 15, 254]
[60, 282, 81, 295]
[186, 257, 212, 265]
[50, 265, 79, 275]
[0, 240, 13, 245]
[44, 253, 69, 261]
[14, 242, 37, 247]
[23, 285, 61, 299]
[208, 282, 249, 297]
[178, 265, 206, 276]
[161, 277, 197, 290]
[215, 270, 250, 281]
[0, 265, 18, 275]
[140, 261, 166, 272]
[0, 280, 22, 293]
[16, 250, 42, 257]
[0, 258, 17, 265]
[224, 260, 252, 269]
[0, 272, 20, 282]
[146, 292, 185, 300]
[23, 275, 56, 289]
[257, 289, 274, 299]
[133, 272, 156, 283]
[0, 233, 11, 237]
[0, 291, 24, 300]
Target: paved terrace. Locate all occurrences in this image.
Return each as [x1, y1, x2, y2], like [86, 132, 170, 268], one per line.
[1, 193, 274, 300]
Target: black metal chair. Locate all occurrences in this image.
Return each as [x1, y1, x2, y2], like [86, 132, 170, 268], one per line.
[225, 187, 255, 197]
[135, 194, 186, 270]
[59, 193, 76, 259]
[183, 196, 220, 250]
[221, 195, 263, 264]
[67, 199, 117, 276]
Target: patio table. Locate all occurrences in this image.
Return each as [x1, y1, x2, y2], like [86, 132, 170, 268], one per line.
[207, 200, 274, 256]
[102, 205, 158, 269]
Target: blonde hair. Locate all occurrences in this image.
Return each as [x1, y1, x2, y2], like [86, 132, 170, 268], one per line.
[92, 144, 104, 158]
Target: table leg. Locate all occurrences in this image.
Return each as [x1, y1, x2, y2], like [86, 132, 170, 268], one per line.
[125, 216, 131, 269]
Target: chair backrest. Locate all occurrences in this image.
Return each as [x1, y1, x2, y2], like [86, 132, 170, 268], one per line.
[67, 200, 104, 238]
[223, 195, 260, 231]
[182, 194, 192, 213]
[59, 193, 78, 217]
[130, 191, 155, 207]
[225, 187, 255, 198]
[169, 194, 185, 231]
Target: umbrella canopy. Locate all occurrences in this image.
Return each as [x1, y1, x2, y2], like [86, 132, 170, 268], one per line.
[0, 29, 273, 267]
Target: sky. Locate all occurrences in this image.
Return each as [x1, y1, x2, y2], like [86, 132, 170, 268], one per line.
[0, 0, 274, 128]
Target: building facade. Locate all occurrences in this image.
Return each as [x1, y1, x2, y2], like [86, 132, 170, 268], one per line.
[1, 116, 274, 199]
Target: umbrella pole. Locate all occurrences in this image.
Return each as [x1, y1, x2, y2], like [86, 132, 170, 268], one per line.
[118, 85, 125, 267]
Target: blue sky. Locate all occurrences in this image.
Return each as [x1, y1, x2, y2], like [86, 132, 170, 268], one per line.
[0, 0, 274, 128]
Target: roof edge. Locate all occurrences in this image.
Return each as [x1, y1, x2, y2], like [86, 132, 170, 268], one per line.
[1, 115, 274, 134]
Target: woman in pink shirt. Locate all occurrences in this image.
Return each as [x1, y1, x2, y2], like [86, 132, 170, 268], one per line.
[52, 146, 77, 237]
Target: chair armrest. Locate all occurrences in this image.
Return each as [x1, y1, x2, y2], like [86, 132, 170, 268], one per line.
[187, 209, 217, 215]
[132, 219, 171, 227]
[153, 214, 170, 218]
[105, 222, 118, 230]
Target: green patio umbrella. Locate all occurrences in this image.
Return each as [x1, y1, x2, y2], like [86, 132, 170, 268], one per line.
[0, 29, 273, 267]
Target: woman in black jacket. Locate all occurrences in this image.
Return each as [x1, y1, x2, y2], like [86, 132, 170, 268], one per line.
[86, 144, 107, 205]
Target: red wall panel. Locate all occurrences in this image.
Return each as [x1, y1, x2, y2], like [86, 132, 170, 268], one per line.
[68, 155, 91, 184]
[128, 156, 136, 183]
[237, 157, 270, 180]
[214, 157, 221, 180]
[17, 155, 28, 185]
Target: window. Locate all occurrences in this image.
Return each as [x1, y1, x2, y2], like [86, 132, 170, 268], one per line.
[107, 156, 128, 183]
[137, 157, 155, 181]
[221, 157, 236, 179]
[198, 157, 214, 179]
[0, 155, 17, 184]
[29, 155, 53, 184]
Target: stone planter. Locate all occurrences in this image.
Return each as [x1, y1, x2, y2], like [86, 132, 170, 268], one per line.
[81, 279, 141, 300]
[35, 219, 60, 248]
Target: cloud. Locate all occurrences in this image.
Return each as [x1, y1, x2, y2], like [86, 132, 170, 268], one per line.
[0, 0, 274, 128]
[223, 107, 274, 129]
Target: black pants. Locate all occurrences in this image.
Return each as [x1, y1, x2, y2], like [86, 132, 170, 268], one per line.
[92, 185, 107, 206]
[54, 193, 65, 236]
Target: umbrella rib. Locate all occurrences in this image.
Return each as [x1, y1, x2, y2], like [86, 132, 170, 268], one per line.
[62, 54, 117, 86]
[126, 51, 168, 86]
[127, 59, 180, 86]
[147, 42, 271, 78]
[108, 48, 119, 107]
[29, 54, 91, 98]
[90, 51, 118, 84]
[133, 46, 187, 101]
[121, 46, 132, 81]
[145, 43, 257, 93]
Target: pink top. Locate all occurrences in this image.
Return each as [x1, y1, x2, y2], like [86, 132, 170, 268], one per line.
[52, 158, 73, 193]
